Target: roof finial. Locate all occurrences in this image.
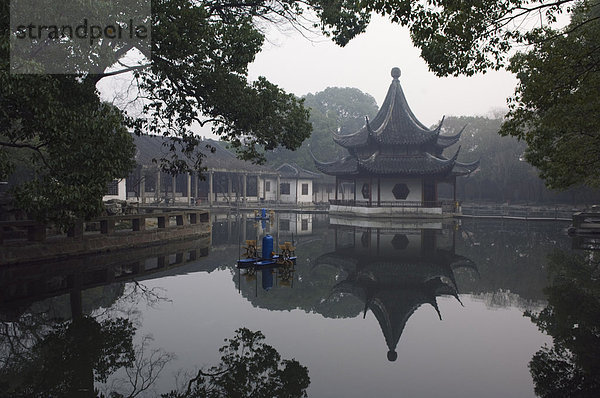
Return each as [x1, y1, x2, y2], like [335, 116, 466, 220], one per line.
[391, 67, 401, 79]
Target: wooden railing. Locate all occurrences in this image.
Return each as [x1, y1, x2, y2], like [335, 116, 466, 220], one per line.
[460, 204, 573, 220]
[572, 211, 600, 230]
[329, 199, 457, 211]
[0, 210, 209, 244]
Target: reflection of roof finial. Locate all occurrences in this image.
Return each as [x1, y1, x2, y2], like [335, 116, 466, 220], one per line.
[391, 67, 401, 79]
[387, 350, 398, 362]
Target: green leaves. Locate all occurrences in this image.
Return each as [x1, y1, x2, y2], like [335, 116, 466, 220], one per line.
[0, 67, 136, 228]
[137, 1, 311, 170]
[10, 97, 135, 228]
[165, 328, 310, 398]
[266, 87, 378, 170]
[501, 0, 600, 189]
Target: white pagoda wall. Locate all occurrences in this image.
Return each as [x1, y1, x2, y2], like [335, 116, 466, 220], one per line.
[347, 178, 422, 202]
[379, 178, 422, 202]
[336, 178, 423, 202]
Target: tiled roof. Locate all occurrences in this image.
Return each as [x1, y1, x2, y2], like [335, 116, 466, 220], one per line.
[276, 163, 322, 179]
[314, 150, 462, 177]
[359, 152, 457, 176]
[451, 159, 481, 177]
[132, 135, 275, 174]
[313, 156, 359, 176]
[315, 69, 479, 178]
[332, 74, 442, 148]
[436, 125, 465, 150]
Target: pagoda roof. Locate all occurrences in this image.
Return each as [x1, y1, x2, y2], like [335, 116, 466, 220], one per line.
[331, 68, 450, 149]
[315, 248, 476, 296]
[314, 68, 479, 178]
[316, 226, 477, 361]
[359, 149, 459, 176]
[436, 125, 466, 150]
[312, 154, 359, 176]
[452, 159, 480, 177]
[314, 149, 479, 177]
[315, 249, 477, 276]
[325, 247, 469, 361]
[314, 147, 467, 177]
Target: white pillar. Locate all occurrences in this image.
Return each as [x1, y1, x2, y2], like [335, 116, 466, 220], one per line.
[172, 175, 176, 205]
[194, 172, 199, 204]
[227, 175, 232, 201]
[187, 173, 191, 206]
[276, 175, 281, 203]
[209, 171, 214, 205]
[242, 173, 247, 202]
[140, 175, 145, 204]
[156, 171, 161, 203]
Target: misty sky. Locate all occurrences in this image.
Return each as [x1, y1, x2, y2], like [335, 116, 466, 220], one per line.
[249, 15, 517, 127]
[99, 15, 518, 137]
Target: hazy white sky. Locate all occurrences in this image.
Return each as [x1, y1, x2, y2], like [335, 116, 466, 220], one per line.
[248, 15, 517, 127]
[99, 15, 518, 135]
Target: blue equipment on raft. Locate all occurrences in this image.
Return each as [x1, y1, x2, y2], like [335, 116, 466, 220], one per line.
[254, 208, 272, 220]
[236, 234, 296, 270]
[262, 234, 273, 259]
[261, 269, 274, 291]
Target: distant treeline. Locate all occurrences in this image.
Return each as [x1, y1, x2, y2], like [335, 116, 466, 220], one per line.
[441, 116, 600, 205]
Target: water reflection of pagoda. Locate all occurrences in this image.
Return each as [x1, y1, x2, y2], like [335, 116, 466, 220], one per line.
[317, 222, 477, 361]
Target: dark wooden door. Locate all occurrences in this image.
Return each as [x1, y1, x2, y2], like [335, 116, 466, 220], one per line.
[423, 180, 437, 207]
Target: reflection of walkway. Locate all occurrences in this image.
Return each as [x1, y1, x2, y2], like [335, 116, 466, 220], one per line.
[0, 236, 211, 314]
[461, 204, 572, 221]
[317, 225, 477, 361]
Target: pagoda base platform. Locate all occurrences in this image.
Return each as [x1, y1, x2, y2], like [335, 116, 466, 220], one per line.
[329, 204, 456, 219]
[329, 216, 448, 229]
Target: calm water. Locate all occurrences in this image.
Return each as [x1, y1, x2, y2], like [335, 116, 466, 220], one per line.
[2, 212, 598, 397]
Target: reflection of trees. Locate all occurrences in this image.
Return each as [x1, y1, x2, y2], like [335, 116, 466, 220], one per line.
[164, 328, 310, 398]
[0, 316, 135, 397]
[1, 319, 309, 398]
[1, 294, 309, 398]
[527, 250, 600, 398]
[455, 220, 570, 304]
[0, 281, 171, 398]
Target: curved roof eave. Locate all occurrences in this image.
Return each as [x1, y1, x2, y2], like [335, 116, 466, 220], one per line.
[311, 150, 359, 176]
[451, 158, 480, 177]
[436, 124, 467, 149]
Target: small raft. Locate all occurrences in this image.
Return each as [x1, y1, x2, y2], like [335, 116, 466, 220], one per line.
[254, 208, 274, 220]
[236, 235, 297, 269]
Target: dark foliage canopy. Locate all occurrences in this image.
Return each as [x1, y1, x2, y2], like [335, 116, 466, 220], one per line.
[501, 1, 600, 189]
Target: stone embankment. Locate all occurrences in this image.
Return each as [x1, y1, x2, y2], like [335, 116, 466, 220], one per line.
[0, 210, 210, 265]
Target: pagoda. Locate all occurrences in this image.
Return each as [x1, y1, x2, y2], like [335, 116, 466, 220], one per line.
[313, 67, 478, 217]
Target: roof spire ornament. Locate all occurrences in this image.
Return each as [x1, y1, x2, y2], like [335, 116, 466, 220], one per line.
[391, 67, 401, 79]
